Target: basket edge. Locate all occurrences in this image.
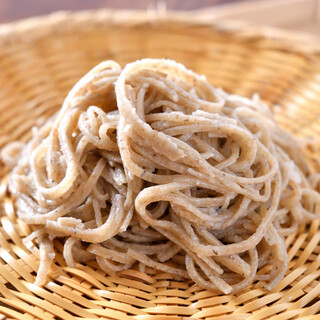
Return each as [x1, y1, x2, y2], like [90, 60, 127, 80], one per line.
[0, 9, 319, 55]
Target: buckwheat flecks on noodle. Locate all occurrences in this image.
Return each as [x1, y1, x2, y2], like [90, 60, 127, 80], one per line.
[3, 59, 320, 294]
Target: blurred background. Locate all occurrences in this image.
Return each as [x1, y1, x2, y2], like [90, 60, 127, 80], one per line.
[0, 0, 239, 21]
[0, 0, 319, 36]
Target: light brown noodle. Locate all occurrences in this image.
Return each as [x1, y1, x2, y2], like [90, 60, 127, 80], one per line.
[2, 59, 320, 294]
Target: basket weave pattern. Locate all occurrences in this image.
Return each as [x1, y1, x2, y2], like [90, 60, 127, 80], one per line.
[0, 10, 320, 320]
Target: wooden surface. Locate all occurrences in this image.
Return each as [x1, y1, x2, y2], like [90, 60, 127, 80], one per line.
[0, 0, 246, 23]
[202, 0, 320, 36]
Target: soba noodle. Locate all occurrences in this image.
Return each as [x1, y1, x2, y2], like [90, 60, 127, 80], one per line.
[2, 58, 320, 294]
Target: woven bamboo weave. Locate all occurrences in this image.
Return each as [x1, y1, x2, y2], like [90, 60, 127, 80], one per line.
[0, 9, 320, 320]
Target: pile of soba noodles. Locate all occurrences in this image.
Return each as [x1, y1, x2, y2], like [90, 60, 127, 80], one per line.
[3, 59, 320, 294]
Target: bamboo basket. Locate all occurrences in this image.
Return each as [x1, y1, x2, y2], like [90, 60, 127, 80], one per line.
[0, 9, 320, 320]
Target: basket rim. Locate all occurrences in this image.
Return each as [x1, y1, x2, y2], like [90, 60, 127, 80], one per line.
[0, 8, 319, 55]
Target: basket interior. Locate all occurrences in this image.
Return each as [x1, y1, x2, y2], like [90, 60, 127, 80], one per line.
[0, 12, 320, 320]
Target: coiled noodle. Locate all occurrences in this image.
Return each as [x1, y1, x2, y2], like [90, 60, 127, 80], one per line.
[3, 59, 320, 294]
